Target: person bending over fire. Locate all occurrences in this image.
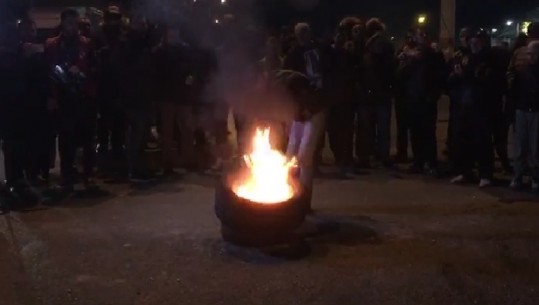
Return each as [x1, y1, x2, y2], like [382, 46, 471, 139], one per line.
[270, 70, 326, 213]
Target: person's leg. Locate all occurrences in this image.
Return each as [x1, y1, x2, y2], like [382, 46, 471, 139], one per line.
[97, 97, 111, 154]
[528, 112, 539, 184]
[409, 108, 424, 170]
[475, 115, 494, 181]
[176, 105, 197, 170]
[424, 99, 439, 169]
[355, 102, 374, 166]
[286, 121, 305, 159]
[58, 112, 77, 185]
[375, 96, 392, 165]
[297, 112, 326, 212]
[159, 102, 176, 173]
[2, 138, 24, 188]
[126, 108, 150, 177]
[341, 102, 356, 169]
[512, 110, 527, 182]
[492, 106, 511, 170]
[452, 113, 474, 179]
[395, 98, 410, 160]
[111, 100, 126, 158]
[327, 105, 342, 165]
[81, 107, 97, 182]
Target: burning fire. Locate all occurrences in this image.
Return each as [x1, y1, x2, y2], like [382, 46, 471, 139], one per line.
[234, 128, 297, 204]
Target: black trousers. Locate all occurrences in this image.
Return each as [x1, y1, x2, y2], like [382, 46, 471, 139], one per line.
[356, 94, 392, 164]
[409, 98, 438, 168]
[97, 95, 125, 156]
[395, 97, 412, 159]
[328, 102, 356, 168]
[454, 111, 494, 179]
[2, 136, 29, 188]
[28, 112, 56, 179]
[58, 101, 97, 183]
[492, 102, 510, 168]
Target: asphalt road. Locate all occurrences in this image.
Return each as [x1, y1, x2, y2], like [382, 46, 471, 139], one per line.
[1, 99, 539, 305]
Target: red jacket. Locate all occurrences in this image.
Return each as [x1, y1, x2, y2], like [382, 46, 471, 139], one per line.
[45, 34, 97, 98]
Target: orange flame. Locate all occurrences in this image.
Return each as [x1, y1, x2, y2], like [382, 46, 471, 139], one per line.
[233, 128, 297, 204]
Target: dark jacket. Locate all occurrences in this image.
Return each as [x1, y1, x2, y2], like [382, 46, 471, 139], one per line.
[450, 47, 501, 114]
[22, 48, 50, 118]
[361, 32, 396, 93]
[110, 34, 152, 108]
[396, 45, 447, 102]
[0, 49, 27, 137]
[45, 34, 97, 100]
[153, 43, 191, 103]
[272, 70, 324, 121]
[447, 46, 471, 101]
[284, 42, 325, 90]
[513, 63, 539, 112]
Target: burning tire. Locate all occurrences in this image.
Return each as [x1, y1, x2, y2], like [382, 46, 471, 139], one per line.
[214, 128, 307, 247]
[215, 180, 306, 246]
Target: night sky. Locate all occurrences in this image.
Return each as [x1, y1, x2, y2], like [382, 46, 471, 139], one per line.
[257, 0, 539, 37]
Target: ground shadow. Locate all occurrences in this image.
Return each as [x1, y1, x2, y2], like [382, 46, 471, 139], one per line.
[41, 186, 113, 208]
[213, 214, 381, 263]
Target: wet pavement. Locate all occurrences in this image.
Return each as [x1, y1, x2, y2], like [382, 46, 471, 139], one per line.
[2, 100, 539, 305]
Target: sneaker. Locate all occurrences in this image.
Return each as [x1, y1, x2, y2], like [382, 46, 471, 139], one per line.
[510, 179, 523, 190]
[479, 178, 492, 188]
[451, 175, 466, 184]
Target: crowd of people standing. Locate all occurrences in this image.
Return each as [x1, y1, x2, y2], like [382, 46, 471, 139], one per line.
[2, 5, 539, 212]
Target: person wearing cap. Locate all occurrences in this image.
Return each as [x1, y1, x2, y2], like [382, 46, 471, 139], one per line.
[450, 29, 500, 188]
[509, 40, 539, 190]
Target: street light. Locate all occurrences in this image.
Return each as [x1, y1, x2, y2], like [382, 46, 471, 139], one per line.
[492, 28, 498, 33]
[506, 20, 514, 26]
[417, 15, 427, 24]
[221, 0, 227, 3]
[215, 19, 220, 24]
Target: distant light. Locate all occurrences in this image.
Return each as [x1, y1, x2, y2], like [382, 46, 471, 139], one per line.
[522, 21, 532, 34]
[221, 0, 226, 3]
[417, 15, 427, 24]
[215, 19, 220, 24]
[506, 20, 514, 26]
[491, 28, 498, 33]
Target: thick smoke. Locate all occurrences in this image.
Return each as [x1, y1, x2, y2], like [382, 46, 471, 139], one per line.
[132, 0, 297, 126]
